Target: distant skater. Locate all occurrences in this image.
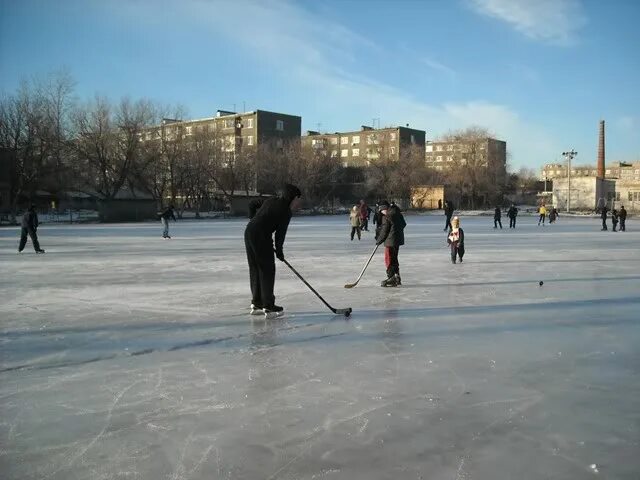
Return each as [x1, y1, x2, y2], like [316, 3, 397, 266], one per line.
[349, 205, 361, 240]
[548, 207, 557, 224]
[18, 204, 45, 254]
[507, 204, 518, 228]
[160, 205, 177, 238]
[244, 184, 302, 316]
[494, 206, 502, 229]
[447, 216, 465, 264]
[600, 205, 608, 231]
[611, 208, 618, 232]
[444, 201, 454, 231]
[359, 200, 370, 232]
[619, 205, 627, 231]
[538, 205, 547, 226]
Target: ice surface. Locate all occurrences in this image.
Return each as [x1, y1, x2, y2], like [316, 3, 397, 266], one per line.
[1, 215, 639, 479]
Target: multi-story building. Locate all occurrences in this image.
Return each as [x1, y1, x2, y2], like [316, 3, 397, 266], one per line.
[144, 109, 301, 155]
[542, 161, 640, 181]
[425, 137, 507, 173]
[302, 125, 426, 167]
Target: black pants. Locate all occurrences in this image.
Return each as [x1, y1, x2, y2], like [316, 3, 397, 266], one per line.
[244, 229, 276, 308]
[361, 218, 368, 231]
[350, 226, 361, 240]
[620, 219, 626, 231]
[451, 244, 465, 263]
[385, 245, 400, 278]
[509, 217, 516, 228]
[538, 214, 545, 225]
[494, 218, 502, 228]
[601, 218, 607, 230]
[612, 220, 618, 231]
[444, 216, 452, 230]
[19, 228, 41, 252]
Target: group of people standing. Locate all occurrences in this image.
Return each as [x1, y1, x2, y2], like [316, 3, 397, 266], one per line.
[348, 200, 373, 241]
[600, 205, 627, 232]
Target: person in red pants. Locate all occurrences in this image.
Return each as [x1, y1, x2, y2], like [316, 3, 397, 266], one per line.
[375, 200, 406, 287]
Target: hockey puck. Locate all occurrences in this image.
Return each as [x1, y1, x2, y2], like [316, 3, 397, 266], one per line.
[539, 281, 544, 286]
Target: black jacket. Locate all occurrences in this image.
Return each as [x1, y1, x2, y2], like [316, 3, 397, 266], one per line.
[245, 197, 292, 255]
[619, 208, 627, 220]
[445, 203, 454, 218]
[507, 206, 518, 218]
[601, 207, 608, 219]
[494, 207, 501, 219]
[376, 206, 406, 247]
[22, 209, 38, 230]
[160, 207, 176, 221]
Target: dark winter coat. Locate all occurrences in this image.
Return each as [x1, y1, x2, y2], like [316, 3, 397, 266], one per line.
[600, 207, 608, 219]
[507, 206, 518, 218]
[21, 209, 38, 230]
[160, 207, 176, 221]
[444, 202, 454, 218]
[376, 206, 406, 247]
[619, 208, 627, 220]
[612, 210, 619, 223]
[494, 207, 501, 219]
[245, 187, 299, 256]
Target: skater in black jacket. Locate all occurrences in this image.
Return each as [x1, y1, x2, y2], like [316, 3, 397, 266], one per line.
[160, 205, 176, 238]
[376, 201, 406, 287]
[245, 184, 302, 315]
[18, 205, 45, 253]
[507, 204, 518, 228]
[600, 206, 608, 231]
[443, 201, 454, 231]
[619, 206, 627, 231]
[611, 208, 619, 232]
[493, 206, 502, 229]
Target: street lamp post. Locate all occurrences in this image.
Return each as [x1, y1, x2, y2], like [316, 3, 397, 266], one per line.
[562, 150, 577, 213]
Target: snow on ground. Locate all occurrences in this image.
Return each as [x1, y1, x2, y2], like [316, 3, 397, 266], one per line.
[1, 215, 639, 479]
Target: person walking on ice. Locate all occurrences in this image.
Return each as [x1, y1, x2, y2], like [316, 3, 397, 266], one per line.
[376, 200, 406, 287]
[447, 216, 465, 264]
[538, 204, 547, 226]
[244, 184, 302, 316]
[600, 205, 608, 231]
[160, 205, 176, 238]
[619, 205, 627, 231]
[507, 204, 518, 229]
[18, 204, 45, 254]
[349, 205, 361, 241]
[443, 200, 454, 231]
[494, 206, 502, 229]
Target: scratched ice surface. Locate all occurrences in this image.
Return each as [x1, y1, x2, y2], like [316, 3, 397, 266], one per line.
[1, 215, 639, 480]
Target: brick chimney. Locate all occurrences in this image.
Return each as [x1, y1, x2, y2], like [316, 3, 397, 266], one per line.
[597, 120, 605, 178]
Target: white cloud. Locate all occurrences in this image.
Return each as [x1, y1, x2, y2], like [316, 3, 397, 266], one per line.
[468, 0, 587, 46]
[418, 56, 457, 79]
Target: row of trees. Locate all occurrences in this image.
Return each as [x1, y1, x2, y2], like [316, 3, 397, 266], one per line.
[2, 71, 524, 221]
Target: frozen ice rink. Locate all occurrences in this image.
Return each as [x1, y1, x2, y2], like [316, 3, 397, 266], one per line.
[1, 215, 639, 480]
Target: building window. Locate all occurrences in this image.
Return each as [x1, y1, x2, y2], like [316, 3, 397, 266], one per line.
[247, 135, 253, 146]
[276, 120, 284, 131]
[331, 137, 338, 145]
[185, 126, 192, 135]
[410, 135, 416, 144]
[435, 165, 443, 171]
[247, 118, 253, 128]
[390, 133, 396, 141]
[390, 147, 396, 154]
[426, 145, 433, 152]
[436, 156, 443, 162]
[616, 192, 621, 201]
[367, 134, 378, 145]
[352, 148, 359, 156]
[606, 169, 611, 175]
[223, 119, 234, 129]
[446, 156, 453, 162]
[447, 145, 453, 151]
[341, 137, 349, 145]
[352, 136, 360, 144]
[276, 138, 283, 148]
[341, 149, 349, 157]
[331, 150, 338, 157]
[342, 161, 349, 168]
[436, 145, 443, 151]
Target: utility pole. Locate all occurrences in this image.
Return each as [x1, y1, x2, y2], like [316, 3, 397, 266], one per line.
[562, 150, 577, 212]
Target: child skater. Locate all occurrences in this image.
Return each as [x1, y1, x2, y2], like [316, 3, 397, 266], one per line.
[447, 216, 465, 264]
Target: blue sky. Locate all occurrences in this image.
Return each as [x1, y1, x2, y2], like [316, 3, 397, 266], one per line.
[1, 0, 638, 170]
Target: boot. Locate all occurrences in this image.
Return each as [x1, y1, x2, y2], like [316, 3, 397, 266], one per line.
[381, 276, 398, 287]
[394, 274, 401, 285]
[250, 303, 263, 315]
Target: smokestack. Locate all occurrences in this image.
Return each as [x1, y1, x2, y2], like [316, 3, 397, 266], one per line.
[597, 120, 605, 178]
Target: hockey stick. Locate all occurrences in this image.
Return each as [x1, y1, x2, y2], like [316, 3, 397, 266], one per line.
[278, 252, 352, 317]
[344, 243, 379, 289]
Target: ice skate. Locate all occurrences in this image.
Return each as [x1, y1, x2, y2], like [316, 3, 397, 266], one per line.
[381, 276, 398, 287]
[263, 305, 284, 318]
[250, 303, 263, 315]
[36, 249, 45, 254]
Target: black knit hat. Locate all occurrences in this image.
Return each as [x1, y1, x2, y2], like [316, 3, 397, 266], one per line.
[378, 200, 390, 209]
[281, 183, 302, 203]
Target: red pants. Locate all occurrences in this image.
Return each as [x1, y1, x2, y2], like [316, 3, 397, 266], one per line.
[384, 246, 399, 277]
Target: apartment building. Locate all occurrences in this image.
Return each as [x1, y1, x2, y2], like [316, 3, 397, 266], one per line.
[425, 137, 507, 173]
[302, 125, 426, 167]
[144, 109, 301, 154]
[542, 161, 640, 181]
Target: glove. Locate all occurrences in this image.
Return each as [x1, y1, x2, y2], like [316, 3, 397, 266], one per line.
[275, 248, 285, 262]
